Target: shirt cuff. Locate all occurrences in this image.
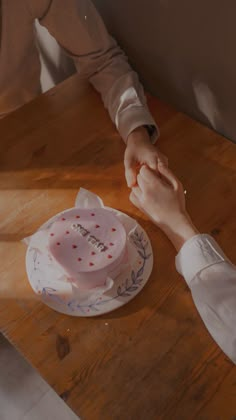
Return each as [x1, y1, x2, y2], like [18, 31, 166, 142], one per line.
[175, 234, 228, 286]
[117, 105, 159, 144]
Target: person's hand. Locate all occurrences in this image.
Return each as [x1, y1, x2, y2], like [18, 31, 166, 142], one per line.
[130, 164, 198, 251]
[130, 163, 186, 226]
[124, 126, 168, 188]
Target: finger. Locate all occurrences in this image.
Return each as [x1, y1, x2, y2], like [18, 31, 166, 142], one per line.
[157, 153, 168, 167]
[146, 154, 158, 172]
[132, 186, 143, 200]
[125, 167, 136, 188]
[139, 165, 161, 185]
[137, 172, 150, 192]
[157, 163, 180, 190]
[124, 157, 137, 188]
[129, 190, 142, 209]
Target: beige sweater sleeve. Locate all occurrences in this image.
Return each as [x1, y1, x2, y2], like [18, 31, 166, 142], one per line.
[28, 0, 158, 142]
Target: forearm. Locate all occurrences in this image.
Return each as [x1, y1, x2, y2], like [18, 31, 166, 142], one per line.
[159, 214, 199, 252]
[38, 0, 158, 143]
[176, 233, 236, 363]
[89, 51, 158, 143]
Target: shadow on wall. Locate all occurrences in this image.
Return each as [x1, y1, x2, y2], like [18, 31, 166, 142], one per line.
[93, 0, 236, 143]
[35, 20, 76, 93]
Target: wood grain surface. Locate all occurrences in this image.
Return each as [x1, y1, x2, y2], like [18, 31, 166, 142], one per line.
[0, 74, 236, 420]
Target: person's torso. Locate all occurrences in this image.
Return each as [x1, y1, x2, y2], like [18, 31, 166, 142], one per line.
[0, 0, 41, 117]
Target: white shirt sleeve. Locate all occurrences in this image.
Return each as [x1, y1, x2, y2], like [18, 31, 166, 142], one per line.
[176, 234, 236, 364]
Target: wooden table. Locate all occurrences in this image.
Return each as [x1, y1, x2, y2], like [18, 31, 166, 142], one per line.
[0, 74, 236, 420]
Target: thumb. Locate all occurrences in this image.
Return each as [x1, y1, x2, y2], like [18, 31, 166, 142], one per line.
[158, 163, 179, 190]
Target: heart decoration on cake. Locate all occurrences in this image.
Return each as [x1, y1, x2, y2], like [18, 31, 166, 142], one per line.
[24, 189, 153, 316]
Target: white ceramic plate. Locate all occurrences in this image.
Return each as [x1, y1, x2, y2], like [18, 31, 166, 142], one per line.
[26, 209, 153, 317]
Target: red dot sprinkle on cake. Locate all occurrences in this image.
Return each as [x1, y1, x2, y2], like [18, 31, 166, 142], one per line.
[48, 208, 127, 289]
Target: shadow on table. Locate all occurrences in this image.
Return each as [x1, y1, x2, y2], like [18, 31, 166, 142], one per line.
[0, 124, 126, 190]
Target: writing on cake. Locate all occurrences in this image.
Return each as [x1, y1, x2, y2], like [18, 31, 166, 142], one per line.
[71, 223, 108, 252]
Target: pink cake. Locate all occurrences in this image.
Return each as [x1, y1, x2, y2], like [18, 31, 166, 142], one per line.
[48, 208, 127, 289]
